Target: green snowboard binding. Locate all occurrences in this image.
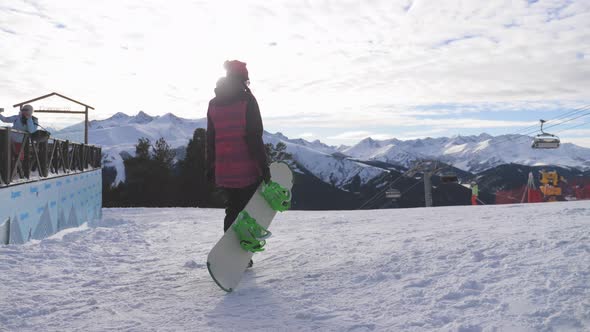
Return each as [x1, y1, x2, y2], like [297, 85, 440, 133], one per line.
[260, 181, 292, 212]
[232, 211, 272, 253]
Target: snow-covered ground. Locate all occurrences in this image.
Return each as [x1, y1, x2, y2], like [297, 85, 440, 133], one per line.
[1, 202, 589, 331]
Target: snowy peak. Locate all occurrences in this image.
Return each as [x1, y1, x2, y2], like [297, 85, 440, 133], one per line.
[477, 133, 493, 140]
[129, 111, 154, 124]
[156, 113, 183, 123]
[342, 137, 383, 158]
[109, 112, 130, 120]
[264, 132, 339, 155]
[336, 144, 350, 152]
[359, 137, 381, 148]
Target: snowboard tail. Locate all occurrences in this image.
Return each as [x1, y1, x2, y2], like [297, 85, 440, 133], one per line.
[207, 262, 234, 292]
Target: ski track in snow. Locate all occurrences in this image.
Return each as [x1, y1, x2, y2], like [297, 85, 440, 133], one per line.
[1, 202, 589, 331]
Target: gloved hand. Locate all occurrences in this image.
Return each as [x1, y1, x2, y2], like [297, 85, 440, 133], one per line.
[261, 165, 271, 184]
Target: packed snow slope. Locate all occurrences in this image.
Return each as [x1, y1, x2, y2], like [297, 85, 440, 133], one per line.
[1, 202, 589, 331]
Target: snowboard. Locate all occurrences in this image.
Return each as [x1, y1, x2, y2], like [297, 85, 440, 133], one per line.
[207, 162, 293, 292]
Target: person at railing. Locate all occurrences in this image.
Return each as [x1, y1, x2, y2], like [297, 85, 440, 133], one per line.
[0, 104, 39, 138]
[0, 104, 44, 164]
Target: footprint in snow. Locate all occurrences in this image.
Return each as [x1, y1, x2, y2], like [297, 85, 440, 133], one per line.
[183, 260, 204, 269]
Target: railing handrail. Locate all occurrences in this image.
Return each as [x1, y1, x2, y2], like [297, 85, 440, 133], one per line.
[0, 127, 101, 148]
[0, 126, 101, 186]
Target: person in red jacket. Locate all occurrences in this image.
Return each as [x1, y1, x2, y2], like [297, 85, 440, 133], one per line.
[207, 60, 270, 236]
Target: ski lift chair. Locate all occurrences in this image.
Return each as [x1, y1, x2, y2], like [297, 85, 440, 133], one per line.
[531, 119, 560, 149]
[385, 189, 401, 199]
[440, 172, 459, 184]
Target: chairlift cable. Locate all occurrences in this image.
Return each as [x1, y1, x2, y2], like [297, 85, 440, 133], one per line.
[552, 119, 590, 134]
[490, 105, 590, 146]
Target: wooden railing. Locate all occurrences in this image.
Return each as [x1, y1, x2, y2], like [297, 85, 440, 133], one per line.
[0, 127, 101, 186]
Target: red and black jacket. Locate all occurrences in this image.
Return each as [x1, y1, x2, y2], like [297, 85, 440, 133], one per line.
[206, 78, 268, 188]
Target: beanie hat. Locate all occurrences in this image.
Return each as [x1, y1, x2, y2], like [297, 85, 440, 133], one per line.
[21, 104, 34, 113]
[224, 60, 249, 81]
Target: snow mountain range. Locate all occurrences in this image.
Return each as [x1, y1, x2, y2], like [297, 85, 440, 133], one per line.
[53, 112, 590, 187]
[341, 134, 590, 173]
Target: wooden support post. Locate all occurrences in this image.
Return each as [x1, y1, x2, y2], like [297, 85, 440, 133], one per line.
[64, 140, 70, 172]
[85, 106, 89, 144]
[82, 145, 86, 170]
[2, 129, 10, 185]
[23, 136, 30, 179]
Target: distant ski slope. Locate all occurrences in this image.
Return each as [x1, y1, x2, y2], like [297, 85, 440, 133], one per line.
[1, 202, 588, 331]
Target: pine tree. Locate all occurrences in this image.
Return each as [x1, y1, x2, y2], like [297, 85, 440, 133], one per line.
[136, 138, 151, 160]
[349, 174, 361, 193]
[153, 137, 176, 168]
[119, 137, 177, 206]
[274, 142, 292, 162]
[265, 142, 293, 163]
[179, 128, 208, 206]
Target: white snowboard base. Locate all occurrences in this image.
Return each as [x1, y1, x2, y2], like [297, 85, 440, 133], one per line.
[207, 162, 293, 292]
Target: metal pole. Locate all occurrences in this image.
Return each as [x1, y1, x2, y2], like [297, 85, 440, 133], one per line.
[424, 171, 433, 207]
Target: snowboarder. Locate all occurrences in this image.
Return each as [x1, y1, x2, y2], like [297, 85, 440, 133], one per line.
[471, 182, 479, 205]
[206, 60, 271, 265]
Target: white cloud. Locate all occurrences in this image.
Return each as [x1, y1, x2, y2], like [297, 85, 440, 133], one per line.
[398, 128, 450, 140]
[266, 110, 535, 129]
[1, 0, 589, 144]
[327, 131, 374, 141]
[327, 131, 396, 141]
[560, 128, 590, 136]
[297, 132, 314, 138]
[562, 137, 590, 147]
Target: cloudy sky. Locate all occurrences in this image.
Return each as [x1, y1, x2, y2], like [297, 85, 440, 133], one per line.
[1, 0, 589, 146]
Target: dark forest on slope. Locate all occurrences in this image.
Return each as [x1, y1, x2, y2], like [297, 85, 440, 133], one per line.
[102, 129, 590, 210]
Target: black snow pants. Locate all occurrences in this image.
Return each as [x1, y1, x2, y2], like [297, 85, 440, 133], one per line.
[223, 181, 261, 232]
